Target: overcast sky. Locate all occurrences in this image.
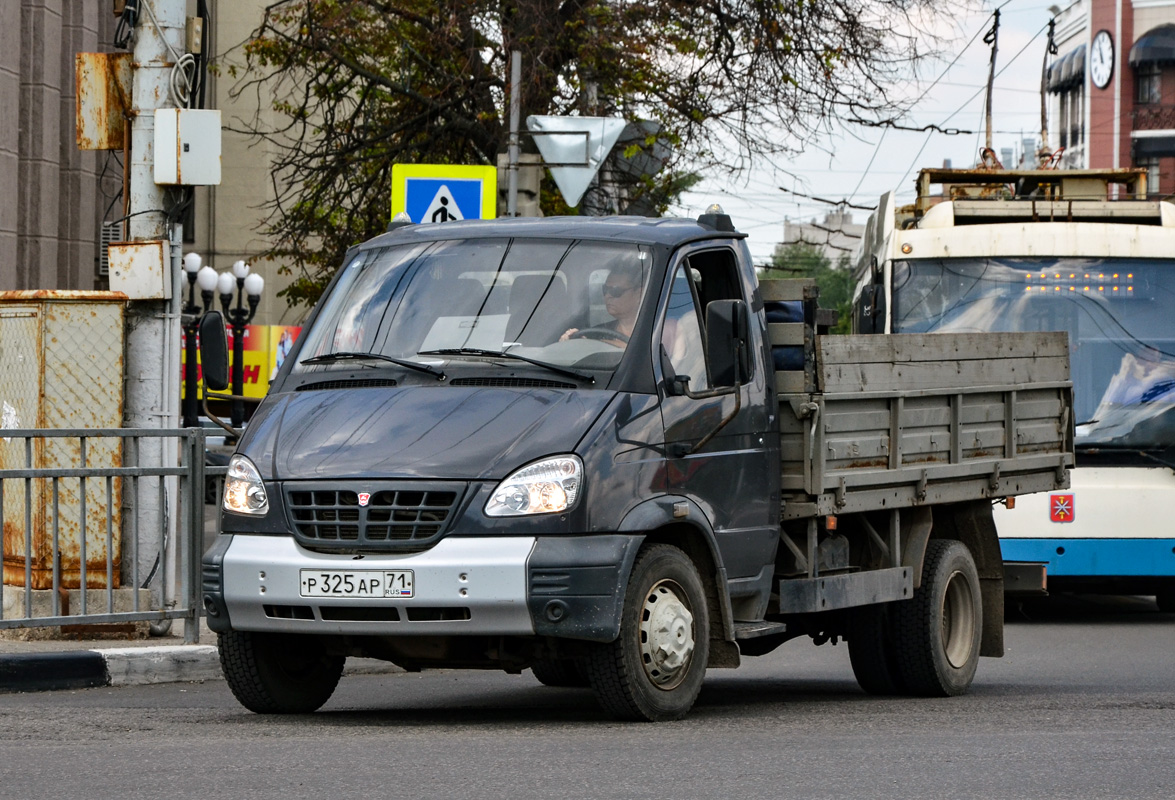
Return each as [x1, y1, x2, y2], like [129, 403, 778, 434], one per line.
[675, 0, 1063, 264]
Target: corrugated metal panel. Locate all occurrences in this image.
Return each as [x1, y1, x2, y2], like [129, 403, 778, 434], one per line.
[0, 295, 125, 589]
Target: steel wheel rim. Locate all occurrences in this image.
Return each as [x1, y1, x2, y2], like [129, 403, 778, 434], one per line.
[639, 579, 696, 690]
[941, 569, 976, 669]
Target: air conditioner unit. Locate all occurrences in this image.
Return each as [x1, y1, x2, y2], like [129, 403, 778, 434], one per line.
[98, 221, 121, 277]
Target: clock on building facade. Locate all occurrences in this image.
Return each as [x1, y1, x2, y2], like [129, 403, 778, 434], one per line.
[1091, 29, 1114, 89]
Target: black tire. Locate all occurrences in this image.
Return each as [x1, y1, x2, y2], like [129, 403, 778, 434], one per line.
[890, 539, 983, 697]
[846, 602, 905, 695]
[218, 630, 344, 714]
[530, 659, 591, 688]
[585, 544, 710, 722]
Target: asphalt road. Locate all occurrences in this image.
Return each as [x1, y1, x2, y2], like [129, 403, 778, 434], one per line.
[0, 594, 1172, 800]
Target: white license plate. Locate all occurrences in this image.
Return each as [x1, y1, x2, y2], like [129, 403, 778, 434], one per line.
[299, 569, 414, 598]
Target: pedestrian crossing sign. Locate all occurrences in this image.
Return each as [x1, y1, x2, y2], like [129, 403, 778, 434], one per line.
[391, 164, 497, 224]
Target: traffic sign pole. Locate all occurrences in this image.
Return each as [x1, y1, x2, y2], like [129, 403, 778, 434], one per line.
[507, 51, 522, 218]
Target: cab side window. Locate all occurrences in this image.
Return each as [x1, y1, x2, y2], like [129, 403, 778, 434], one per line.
[660, 248, 749, 390]
[662, 267, 710, 391]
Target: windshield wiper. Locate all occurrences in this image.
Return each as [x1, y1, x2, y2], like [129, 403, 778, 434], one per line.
[418, 348, 594, 384]
[301, 351, 445, 380]
[1138, 448, 1175, 471]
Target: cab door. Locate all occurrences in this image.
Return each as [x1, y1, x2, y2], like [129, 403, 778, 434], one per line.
[655, 246, 778, 608]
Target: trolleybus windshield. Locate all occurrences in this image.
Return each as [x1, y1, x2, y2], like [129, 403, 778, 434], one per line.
[891, 257, 1175, 450]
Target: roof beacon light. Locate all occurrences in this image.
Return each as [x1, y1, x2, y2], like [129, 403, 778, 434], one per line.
[698, 203, 736, 233]
[386, 211, 414, 233]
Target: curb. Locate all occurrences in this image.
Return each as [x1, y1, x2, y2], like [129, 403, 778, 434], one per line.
[0, 646, 404, 694]
[0, 645, 222, 693]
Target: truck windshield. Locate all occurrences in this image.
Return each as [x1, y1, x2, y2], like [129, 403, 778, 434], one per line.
[891, 257, 1175, 449]
[296, 237, 654, 377]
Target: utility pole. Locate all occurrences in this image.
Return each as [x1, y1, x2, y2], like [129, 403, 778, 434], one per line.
[126, 0, 186, 634]
[983, 10, 1000, 154]
[1040, 17, 1059, 167]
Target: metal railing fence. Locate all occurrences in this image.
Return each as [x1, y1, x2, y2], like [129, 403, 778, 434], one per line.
[0, 427, 211, 644]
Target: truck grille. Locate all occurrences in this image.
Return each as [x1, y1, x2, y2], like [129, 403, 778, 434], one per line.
[285, 482, 464, 550]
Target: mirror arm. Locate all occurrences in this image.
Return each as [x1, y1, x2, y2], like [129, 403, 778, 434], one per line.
[687, 378, 742, 456]
[202, 393, 243, 437]
[668, 341, 747, 456]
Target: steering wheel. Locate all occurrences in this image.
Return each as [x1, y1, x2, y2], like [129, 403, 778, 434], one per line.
[570, 327, 629, 344]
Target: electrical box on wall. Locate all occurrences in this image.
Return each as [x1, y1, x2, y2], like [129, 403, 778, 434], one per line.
[107, 240, 171, 300]
[154, 108, 221, 186]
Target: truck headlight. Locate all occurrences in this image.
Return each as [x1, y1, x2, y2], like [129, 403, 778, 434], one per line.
[223, 455, 269, 516]
[486, 455, 582, 517]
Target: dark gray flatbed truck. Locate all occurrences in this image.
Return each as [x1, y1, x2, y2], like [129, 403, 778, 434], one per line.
[200, 210, 1074, 721]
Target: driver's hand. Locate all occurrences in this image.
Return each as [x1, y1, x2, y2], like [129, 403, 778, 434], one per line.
[559, 328, 579, 342]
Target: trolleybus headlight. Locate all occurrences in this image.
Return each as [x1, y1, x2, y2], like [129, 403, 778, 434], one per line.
[223, 455, 269, 516]
[485, 455, 582, 517]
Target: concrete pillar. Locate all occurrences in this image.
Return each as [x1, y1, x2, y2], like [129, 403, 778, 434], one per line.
[17, 0, 64, 289]
[0, 6, 20, 288]
[57, 1, 101, 289]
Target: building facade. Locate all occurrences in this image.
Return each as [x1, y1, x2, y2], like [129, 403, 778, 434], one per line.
[775, 209, 864, 265]
[1, 3, 118, 290]
[1050, 0, 1175, 195]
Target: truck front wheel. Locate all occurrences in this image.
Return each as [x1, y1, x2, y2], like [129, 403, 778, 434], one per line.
[219, 630, 345, 713]
[585, 544, 710, 721]
[891, 539, 982, 696]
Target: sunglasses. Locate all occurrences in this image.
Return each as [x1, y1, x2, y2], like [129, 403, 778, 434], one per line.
[602, 284, 636, 298]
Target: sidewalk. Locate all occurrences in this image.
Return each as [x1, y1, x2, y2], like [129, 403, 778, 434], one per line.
[0, 618, 401, 693]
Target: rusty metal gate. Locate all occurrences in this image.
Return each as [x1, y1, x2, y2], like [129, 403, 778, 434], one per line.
[0, 428, 213, 644]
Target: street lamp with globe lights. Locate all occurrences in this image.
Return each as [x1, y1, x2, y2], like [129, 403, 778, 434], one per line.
[181, 253, 221, 427]
[218, 260, 264, 427]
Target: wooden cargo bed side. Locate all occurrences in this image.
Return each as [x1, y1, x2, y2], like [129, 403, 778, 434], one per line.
[814, 332, 1070, 394]
[773, 332, 1074, 520]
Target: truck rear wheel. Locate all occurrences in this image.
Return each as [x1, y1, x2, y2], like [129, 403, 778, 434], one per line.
[530, 659, 590, 688]
[846, 603, 905, 695]
[219, 630, 344, 714]
[585, 544, 710, 722]
[890, 539, 982, 697]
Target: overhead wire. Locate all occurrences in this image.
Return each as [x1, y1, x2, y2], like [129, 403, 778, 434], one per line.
[808, 4, 1037, 211]
[896, 15, 1051, 192]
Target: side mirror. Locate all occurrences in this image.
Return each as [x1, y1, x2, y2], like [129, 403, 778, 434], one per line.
[705, 299, 750, 387]
[855, 285, 886, 334]
[199, 311, 230, 392]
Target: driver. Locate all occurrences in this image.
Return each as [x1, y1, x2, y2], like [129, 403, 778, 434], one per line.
[559, 265, 642, 347]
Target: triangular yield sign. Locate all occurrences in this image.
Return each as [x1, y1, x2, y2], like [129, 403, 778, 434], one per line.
[526, 115, 627, 208]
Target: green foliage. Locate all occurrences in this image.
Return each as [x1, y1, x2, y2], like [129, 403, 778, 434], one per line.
[230, 0, 938, 307]
[764, 242, 854, 334]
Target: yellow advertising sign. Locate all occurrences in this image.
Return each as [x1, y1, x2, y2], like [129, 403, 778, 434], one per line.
[181, 324, 303, 400]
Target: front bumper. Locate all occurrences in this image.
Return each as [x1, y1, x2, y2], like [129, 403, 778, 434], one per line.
[203, 534, 640, 642]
